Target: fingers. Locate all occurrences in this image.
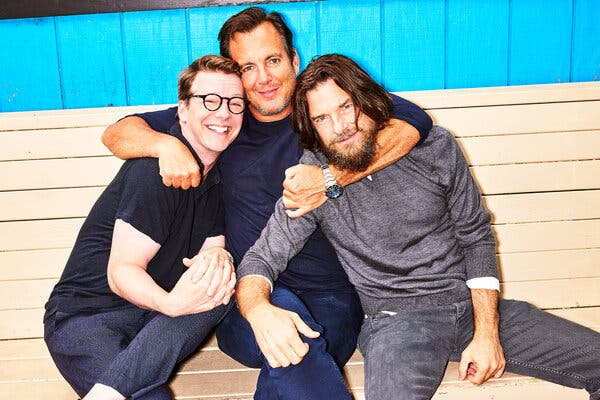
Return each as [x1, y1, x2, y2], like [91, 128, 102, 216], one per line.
[205, 254, 223, 296]
[292, 314, 320, 339]
[159, 167, 201, 190]
[458, 356, 470, 381]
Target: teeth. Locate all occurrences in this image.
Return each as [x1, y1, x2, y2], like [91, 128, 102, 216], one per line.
[208, 125, 228, 133]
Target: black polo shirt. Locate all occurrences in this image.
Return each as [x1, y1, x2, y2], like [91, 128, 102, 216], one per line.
[46, 123, 224, 315]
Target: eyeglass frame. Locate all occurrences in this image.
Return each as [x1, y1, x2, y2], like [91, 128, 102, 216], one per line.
[187, 93, 247, 115]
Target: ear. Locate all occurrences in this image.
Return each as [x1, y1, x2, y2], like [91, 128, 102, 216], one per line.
[292, 50, 300, 75]
[178, 99, 188, 124]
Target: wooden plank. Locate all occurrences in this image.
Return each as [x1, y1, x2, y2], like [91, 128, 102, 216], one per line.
[0, 248, 71, 280]
[509, 0, 572, 86]
[399, 81, 600, 109]
[571, 1, 600, 82]
[0, 187, 104, 222]
[458, 130, 600, 166]
[485, 190, 600, 224]
[56, 13, 127, 109]
[0, 381, 78, 400]
[0, 104, 168, 132]
[0, 309, 45, 339]
[0, 279, 56, 311]
[0, 127, 109, 161]
[501, 277, 600, 309]
[319, 1, 382, 82]
[122, 9, 188, 105]
[445, 0, 508, 88]
[493, 219, 600, 253]
[472, 160, 600, 195]
[498, 249, 600, 282]
[382, 0, 445, 91]
[0, 218, 84, 252]
[0, 17, 63, 112]
[429, 101, 600, 137]
[0, 157, 123, 191]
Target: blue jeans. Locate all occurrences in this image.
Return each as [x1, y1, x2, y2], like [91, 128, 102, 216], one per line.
[358, 299, 600, 400]
[44, 303, 229, 399]
[216, 283, 364, 399]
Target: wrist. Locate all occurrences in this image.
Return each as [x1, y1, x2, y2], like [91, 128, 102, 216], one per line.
[321, 164, 344, 199]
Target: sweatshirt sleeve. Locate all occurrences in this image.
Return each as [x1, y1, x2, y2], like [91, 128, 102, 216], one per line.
[435, 127, 498, 280]
[389, 93, 433, 144]
[237, 198, 319, 287]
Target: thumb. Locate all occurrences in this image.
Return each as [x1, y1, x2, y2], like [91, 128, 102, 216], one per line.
[458, 356, 470, 380]
[292, 314, 320, 339]
[182, 257, 193, 268]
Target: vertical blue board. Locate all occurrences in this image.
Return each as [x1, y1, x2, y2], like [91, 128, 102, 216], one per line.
[122, 9, 188, 105]
[509, 0, 573, 85]
[188, 5, 247, 60]
[0, 17, 62, 111]
[55, 13, 127, 109]
[263, 2, 318, 71]
[572, 0, 600, 82]
[318, 0, 382, 83]
[446, 0, 509, 88]
[382, 0, 445, 91]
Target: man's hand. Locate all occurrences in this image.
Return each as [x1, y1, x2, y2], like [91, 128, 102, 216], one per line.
[459, 333, 506, 384]
[246, 302, 320, 368]
[282, 164, 327, 218]
[165, 256, 230, 317]
[157, 136, 201, 189]
[184, 248, 236, 305]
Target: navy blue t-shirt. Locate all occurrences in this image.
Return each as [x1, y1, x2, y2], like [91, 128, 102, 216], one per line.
[46, 124, 224, 315]
[136, 94, 432, 292]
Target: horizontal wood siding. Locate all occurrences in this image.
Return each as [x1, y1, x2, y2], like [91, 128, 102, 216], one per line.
[1, 1, 600, 112]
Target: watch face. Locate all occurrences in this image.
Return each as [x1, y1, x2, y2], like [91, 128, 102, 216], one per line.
[325, 184, 343, 199]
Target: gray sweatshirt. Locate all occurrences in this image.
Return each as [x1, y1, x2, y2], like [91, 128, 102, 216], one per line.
[237, 126, 497, 315]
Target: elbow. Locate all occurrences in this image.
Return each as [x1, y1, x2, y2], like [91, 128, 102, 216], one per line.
[106, 266, 124, 297]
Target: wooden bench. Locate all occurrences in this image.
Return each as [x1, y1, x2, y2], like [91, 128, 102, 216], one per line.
[1, 82, 599, 400]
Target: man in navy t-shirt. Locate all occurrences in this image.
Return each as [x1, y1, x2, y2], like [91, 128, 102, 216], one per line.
[102, 7, 433, 399]
[44, 56, 242, 400]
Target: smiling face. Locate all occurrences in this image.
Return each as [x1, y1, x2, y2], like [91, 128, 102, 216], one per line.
[228, 21, 299, 122]
[178, 71, 244, 167]
[307, 78, 377, 172]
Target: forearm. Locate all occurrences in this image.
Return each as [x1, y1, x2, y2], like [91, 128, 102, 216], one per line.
[236, 275, 273, 321]
[102, 116, 174, 160]
[332, 119, 419, 186]
[470, 288, 500, 341]
[107, 262, 170, 313]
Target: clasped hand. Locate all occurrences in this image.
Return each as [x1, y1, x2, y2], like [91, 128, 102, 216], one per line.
[166, 248, 235, 317]
[282, 164, 327, 218]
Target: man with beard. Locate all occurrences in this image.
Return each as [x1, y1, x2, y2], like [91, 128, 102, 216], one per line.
[236, 54, 600, 400]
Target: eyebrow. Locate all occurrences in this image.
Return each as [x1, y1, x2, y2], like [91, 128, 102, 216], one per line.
[310, 98, 352, 120]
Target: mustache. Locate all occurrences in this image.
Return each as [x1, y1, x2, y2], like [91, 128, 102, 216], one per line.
[329, 129, 357, 145]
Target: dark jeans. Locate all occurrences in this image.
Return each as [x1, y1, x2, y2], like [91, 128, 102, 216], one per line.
[44, 303, 229, 399]
[358, 299, 600, 400]
[216, 283, 364, 400]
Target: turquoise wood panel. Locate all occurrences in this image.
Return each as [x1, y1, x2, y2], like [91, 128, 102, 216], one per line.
[446, 0, 509, 88]
[264, 1, 318, 71]
[121, 9, 189, 105]
[55, 13, 127, 108]
[188, 5, 246, 60]
[509, 0, 573, 85]
[572, 0, 600, 82]
[382, 0, 445, 91]
[0, 17, 62, 111]
[318, 0, 382, 83]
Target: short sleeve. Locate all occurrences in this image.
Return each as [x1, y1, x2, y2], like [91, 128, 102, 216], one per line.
[389, 93, 433, 143]
[133, 107, 178, 133]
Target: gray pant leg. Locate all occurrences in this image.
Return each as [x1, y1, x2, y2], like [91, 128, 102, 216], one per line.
[497, 300, 600, 399]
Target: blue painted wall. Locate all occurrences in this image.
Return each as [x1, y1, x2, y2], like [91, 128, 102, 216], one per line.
[1, 0, 599, 112]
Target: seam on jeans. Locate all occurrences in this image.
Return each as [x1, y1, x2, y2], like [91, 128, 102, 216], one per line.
[506, 357, 596, 385]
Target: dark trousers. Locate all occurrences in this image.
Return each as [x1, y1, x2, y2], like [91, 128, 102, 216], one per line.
[216, 283, 364, 400]
[358, 299, 600, 400]
[44, 303, 229, 399]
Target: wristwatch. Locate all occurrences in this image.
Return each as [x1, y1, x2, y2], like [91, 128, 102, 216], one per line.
[321, 165, 344, 199]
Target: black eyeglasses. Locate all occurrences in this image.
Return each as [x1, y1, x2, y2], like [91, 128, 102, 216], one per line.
[188, 93, 246, 114]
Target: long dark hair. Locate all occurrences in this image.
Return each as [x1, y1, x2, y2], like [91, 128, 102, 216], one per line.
[293, 54, 392, 151]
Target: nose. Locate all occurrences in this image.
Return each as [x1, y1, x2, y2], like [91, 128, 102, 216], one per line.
[332, 115, 348, 135]
[215, 101, 230, 118]
[256, 65, 272, 85]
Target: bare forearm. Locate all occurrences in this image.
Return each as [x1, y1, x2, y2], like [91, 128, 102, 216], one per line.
[236, 276, 272, 321]
[471, 289, 500, 341]
[102, 116, 173, 160]
[107, 262, 170, 313]
[332, 119, 419, 186]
